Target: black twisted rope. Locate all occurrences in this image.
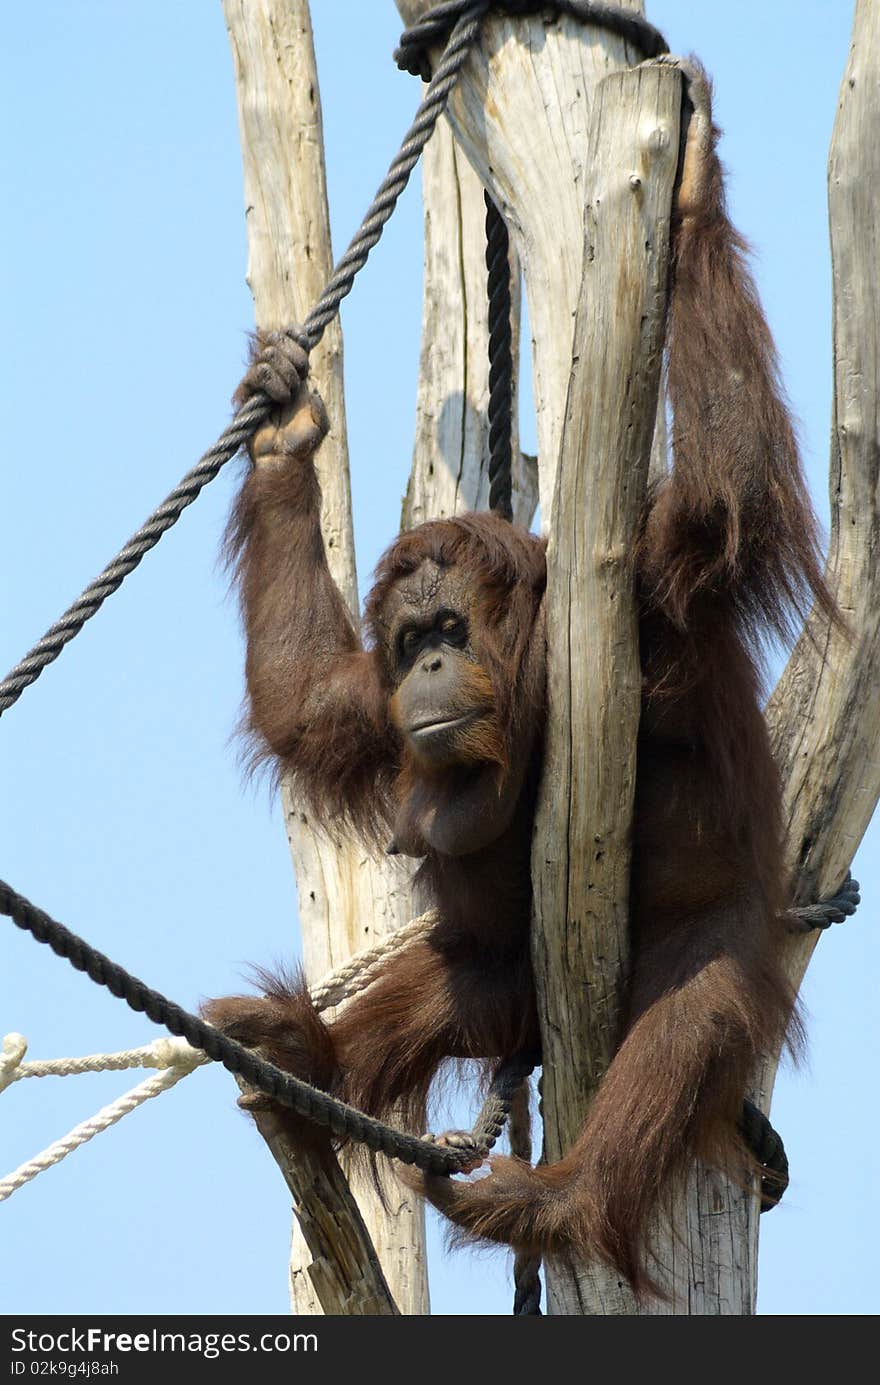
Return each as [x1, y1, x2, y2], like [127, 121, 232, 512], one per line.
[3, 860, 833, 1201]
[0, 1, 493, 719]
[740, 1099, 790, 1212]
[508, 1081, 543, 1315]
[513, 1250, 543, 1315]
[394, 0, 668, 79]
[484, 193, 515, 520]
[788, 872, 860, 934]
[0, 875, 534, 1176]
[473, 1051, 538, 1149]
[0, 394, 272, 717]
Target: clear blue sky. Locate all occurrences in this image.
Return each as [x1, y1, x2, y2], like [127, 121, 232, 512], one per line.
[1, 2, 876, 1316]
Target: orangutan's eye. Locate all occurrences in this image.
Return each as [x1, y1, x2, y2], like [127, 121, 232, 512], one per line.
[398, 627, 422, 661]
[437, 611, 467, 646]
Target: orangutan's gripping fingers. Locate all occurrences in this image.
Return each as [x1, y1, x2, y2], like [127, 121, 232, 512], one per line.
[397, 1164, 477, 1215]
[240, 349, 301, 406]
[234, 329, 310, 409]
[275, 328, 310, 380]
[236, 1089, 278, 1115]
[253, 360, 295, 405]
[420, 1129, 483, 1175]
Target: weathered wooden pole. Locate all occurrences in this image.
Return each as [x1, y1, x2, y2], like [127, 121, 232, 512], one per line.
[223, 0, 423, 1315]
[760, 0, 880, 1165]
[397, 1, 662, 525]
[532, 62, 682, 1313]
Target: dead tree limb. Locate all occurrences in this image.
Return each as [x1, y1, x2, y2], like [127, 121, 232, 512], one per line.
[223, 0, 424, 1316]
[532, 61, 681, 1313]
[233, 1080, 399, 1316]
[758, 0, 880, 1136]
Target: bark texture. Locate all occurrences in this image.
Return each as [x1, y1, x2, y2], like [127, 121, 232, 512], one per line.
[532, 61, 683, 1314]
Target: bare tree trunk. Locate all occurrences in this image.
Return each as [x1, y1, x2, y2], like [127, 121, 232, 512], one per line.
[223, 0, 424, 1316]
[532, 62, 682, 1314]
[396, 1, 655, 525]
[234, 1083, 398, 1315]
[758, 0, 880, 1169]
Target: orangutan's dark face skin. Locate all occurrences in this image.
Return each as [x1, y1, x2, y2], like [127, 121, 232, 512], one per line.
[386, 563, 496, 761]
[381, 561, 524, 858]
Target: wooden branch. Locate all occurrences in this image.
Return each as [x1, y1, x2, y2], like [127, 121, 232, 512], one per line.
[531, 60, 680, 1315]
[221, 0, 354, 604]
[234, 1084, 398, 1316]
[757, 0, 880, 1116]
[536, 63, 678, 1133]
[770, 0, 880, 925]
[223, 0, 426, 1316]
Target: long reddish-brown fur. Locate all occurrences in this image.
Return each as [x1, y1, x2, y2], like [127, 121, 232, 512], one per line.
[205, 69, 832, 1297]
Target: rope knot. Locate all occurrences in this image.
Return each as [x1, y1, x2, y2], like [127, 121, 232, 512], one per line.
[150, 1036, 203, 1070]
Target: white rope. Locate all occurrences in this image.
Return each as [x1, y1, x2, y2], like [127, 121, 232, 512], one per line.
[309, 909, 437, 1012]
[0, 910, 438, 1199]
[0, 1053, 206, 1202]
[10, 1035, 209, 1082]
[0, 1032, 27, 1093]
